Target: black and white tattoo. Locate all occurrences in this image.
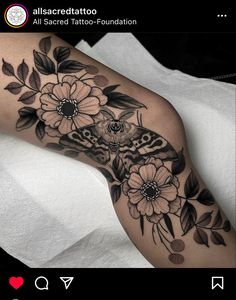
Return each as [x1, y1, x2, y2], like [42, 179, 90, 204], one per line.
[2, 36, 232, 265]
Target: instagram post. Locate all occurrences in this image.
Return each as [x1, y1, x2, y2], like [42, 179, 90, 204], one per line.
[0, 1, 235, 298]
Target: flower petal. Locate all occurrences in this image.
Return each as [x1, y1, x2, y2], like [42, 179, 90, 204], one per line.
[159, 184, 177, 201]
[153, 158, 163, 168]
[45, 126, 62, 138]
[73, 113, 94, 128]
[128, 172, 143, 189]
[78, 97, 100, 115]
[41, 83, 54, 94]
[36, 108, 44, 121]
[90, 87, 108, 105]
[147, 213, 163, 224]
[137, 199, 154, 216]
[145, 157, 163, 169]
[129, 164, 141, 174]
[62, 75, 78, 86]
[58, 117, 73, 134]
[139, 164, 156, 182]
[169, 196, 182, 214]
[70, 81, 91, 102]
[42, 111, 63, 128]
[53, 83, 71, 100]
[128, 189, 144, 204]
[128, 202, 140, 219]
[154, 166, 172, 186]
[172, 176, 180, 188]
[152, 197, 170, 214]
[93, 111, 105, 123]
[40, 94, 59, 111]
[122, 180, 130, 196]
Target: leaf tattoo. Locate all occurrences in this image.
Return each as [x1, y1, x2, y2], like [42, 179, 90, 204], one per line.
[17, 59, 29, 82]
[16, 107, 38, 131]
[39, 36, 51, 54]
[180, 201, 197, 235]
[112, 155, 126, 182]
[163, 213, 175, 238]
[18, 91, 37, 104]
[196, 211, 212, 226]
[64, 150, 79, 158]
[193, 228, 209, 247]
[105, 91, 146, 109]
[2, 59, 15, 76]
[140, 215, 144, 235]
[184, 170, 199, 198]
[35, 120, 46, 141]
[57, 60, 86, 73]
[29, 68, 41, 90]
[110, 184, 122, 204]
[46, 143, 64, 151]
[53, 46, 71, 63]
[98, 167, 115, 183]
[4, 82, 23, 95]
[197, 189, 215, 206]
[172, 148, 185, 175]
[33, 50, 55, 75]
[211, 231, 226, 246]
[212, 210, 222, 227]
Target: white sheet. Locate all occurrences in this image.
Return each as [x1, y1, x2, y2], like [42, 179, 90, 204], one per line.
[0, 33, 235, 268]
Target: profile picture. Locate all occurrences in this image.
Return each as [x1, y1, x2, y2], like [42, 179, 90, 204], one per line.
[4, 4, 29, 28]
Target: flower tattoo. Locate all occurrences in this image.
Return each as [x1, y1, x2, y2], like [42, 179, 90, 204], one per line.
[125, 157, 181, 221]
[39, 76, 107, 135]
[2, 36, 232, 265]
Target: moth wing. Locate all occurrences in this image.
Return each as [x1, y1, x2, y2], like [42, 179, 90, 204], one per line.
[119, 140, 144, 170]
[132, 126, 178, 161]
[59, 125, 110, 164]
[59, 125, 96, 151]
[85, 138, 110, 165]
[119, 126, 177, 169]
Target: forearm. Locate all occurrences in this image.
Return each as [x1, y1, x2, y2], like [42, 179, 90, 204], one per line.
[0, 33, 235, 267]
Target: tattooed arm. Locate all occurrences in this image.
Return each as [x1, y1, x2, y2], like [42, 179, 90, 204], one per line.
[0, 33, 235, 267]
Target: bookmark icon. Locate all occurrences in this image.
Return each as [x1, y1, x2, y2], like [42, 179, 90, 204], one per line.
[60, 277, 74, 290]
[211, 276, 224, 290]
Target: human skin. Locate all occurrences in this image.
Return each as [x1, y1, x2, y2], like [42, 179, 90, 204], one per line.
[0, 33, 235, 267]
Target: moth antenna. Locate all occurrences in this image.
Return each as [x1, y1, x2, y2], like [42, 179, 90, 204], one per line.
[100, 108, 116, 120]
[119, 110, 135, 121]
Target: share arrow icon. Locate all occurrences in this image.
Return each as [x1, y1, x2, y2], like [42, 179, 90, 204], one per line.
[60, 277, 74, 290]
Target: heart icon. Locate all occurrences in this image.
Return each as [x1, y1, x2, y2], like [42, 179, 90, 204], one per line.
[9, 276, 24, 289]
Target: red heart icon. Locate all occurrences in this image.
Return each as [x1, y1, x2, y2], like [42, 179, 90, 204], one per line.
[9, 276, 24, 289]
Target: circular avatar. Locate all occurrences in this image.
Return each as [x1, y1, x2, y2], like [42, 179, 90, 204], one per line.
[4, 4, 29, 28]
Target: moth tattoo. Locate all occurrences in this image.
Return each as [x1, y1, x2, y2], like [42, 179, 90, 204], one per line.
[2, 35, 233, 266]
[59, 108, 178, 168]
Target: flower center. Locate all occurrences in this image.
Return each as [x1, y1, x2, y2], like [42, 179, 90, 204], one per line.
[140, 181, 160, 200]
[57, 99, 78, 119]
